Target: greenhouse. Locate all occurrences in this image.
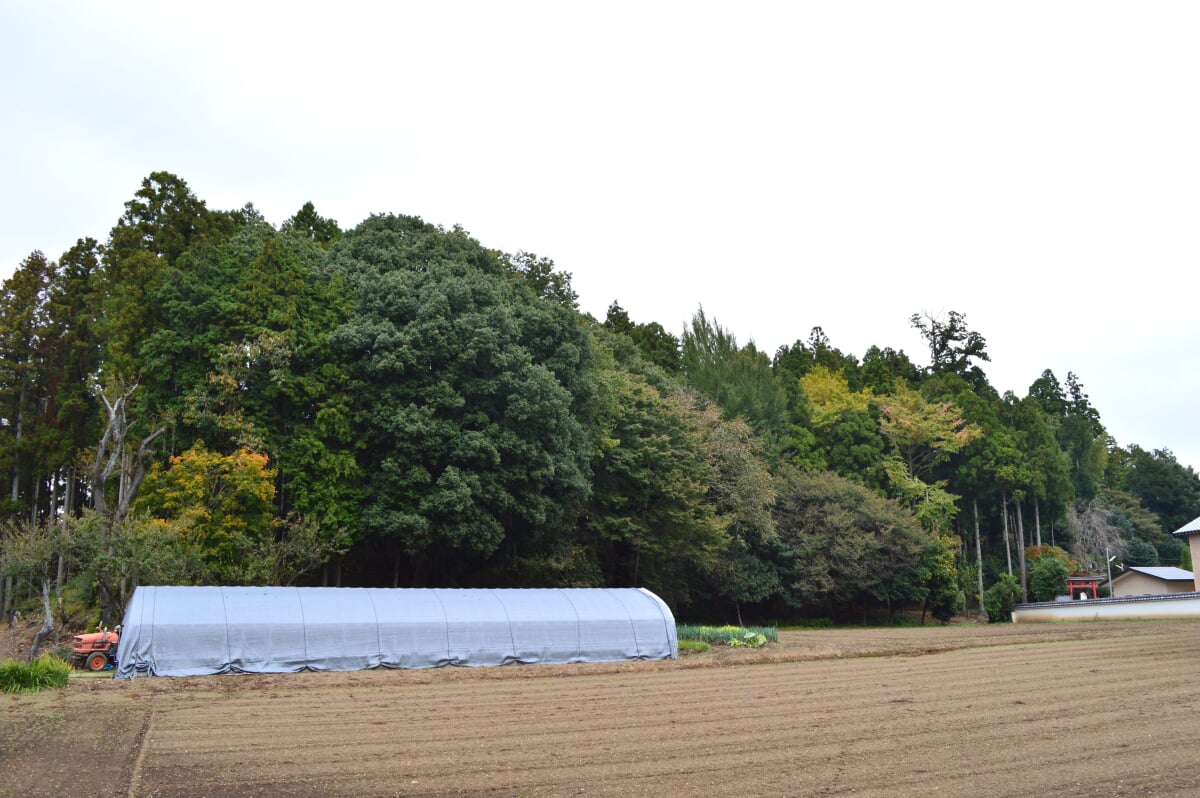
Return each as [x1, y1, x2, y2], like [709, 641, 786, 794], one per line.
[114, 585, 677, 678]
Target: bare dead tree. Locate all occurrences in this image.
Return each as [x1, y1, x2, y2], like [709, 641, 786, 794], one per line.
[92, 383, 166, 524]
[1066, 500, 1126, 572]
[90, 383, 168, 623]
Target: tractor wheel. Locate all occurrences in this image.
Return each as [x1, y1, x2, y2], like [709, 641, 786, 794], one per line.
[85, 652, 109, 671]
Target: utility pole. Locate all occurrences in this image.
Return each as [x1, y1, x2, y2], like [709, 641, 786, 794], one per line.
[1106, 548, 1116, 598]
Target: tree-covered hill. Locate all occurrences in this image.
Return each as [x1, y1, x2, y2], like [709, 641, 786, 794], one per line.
[2, 172, 1198, 629]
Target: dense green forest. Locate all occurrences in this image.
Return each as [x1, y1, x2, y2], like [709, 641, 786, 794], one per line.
[3, 172, 1199, 630]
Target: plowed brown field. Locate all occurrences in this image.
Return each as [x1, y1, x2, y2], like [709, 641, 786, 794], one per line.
[5, 620, 1200, 797]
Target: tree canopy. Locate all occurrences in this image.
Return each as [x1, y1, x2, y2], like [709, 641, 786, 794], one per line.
[2, 171, 1197, 629]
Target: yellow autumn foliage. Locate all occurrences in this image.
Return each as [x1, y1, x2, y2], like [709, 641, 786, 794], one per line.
[797, 365, 871, 428]
[135, 443, 279, 580]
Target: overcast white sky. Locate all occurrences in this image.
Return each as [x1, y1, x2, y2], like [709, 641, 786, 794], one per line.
[3, 2, 1199, 470]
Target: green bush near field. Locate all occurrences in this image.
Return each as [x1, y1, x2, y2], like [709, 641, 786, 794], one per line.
[677, 625, 776, 648]
[786, 618, 834, 629]
[0, 654, 72, 694]
[984, 574, 1022, 622]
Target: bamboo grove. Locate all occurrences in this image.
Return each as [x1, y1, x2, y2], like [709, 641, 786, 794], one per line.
[2, 172, 1198, 627]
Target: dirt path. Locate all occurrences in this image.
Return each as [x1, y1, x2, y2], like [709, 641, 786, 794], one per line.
[5, 620, 1200, 797]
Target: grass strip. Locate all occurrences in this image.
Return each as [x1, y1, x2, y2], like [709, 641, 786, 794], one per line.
[0, 655, 72, 694]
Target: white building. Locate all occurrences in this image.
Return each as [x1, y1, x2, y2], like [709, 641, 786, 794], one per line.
[1172, 515, 1200, 592]
[1106, 566, 1195, 598]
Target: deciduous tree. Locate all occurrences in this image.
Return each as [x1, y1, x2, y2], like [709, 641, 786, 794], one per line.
[877, 381, 979, 531]
[775, 467, 927, 617]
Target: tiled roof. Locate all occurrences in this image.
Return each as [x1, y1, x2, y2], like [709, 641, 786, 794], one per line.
[1173, 515, 1200, 536]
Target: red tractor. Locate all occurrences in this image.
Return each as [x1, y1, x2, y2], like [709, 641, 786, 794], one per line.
[71, 626, 120, 671]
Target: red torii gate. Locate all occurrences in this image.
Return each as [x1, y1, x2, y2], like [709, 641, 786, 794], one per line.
[1067, 574, 1104, 600]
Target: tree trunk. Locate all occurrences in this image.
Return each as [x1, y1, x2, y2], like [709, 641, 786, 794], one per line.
[11, 382, 25, 503]
[91, 384, 167, 625]
[1002, 492, 1013, 576]
[30, 473, 41, 526]
[973, 498, 986, 618]
[96, 581, 119, 627]
[61, 464, 77, 598]
[1016, 501, 1028, 603]
[1034, 499, 1042, 548]
[28, 580, 55, 661]
[64, 465, 75, 517]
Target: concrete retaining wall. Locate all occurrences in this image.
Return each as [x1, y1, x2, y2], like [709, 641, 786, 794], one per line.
[1012, 592, 1200, 623]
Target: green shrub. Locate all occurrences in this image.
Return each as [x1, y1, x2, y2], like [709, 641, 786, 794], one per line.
[983, 574, 1022, 623]
[1030, 557, 1070, 602]
[676, 625, 776, 647]
[678, 640, 710, 653]
[0, 655, 72, 694]
[728, 631, 768, 648]
[786, 618, 834, 629]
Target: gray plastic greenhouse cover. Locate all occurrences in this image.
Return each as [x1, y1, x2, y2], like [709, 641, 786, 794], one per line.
[115, 586, 678, 678]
